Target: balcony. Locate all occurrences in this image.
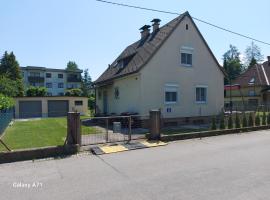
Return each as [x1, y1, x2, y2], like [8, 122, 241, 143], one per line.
[67, 77, 81, 82]
[28, 76, 45, 83]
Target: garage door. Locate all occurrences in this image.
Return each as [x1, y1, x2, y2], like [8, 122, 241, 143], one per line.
[19, 101, 42, 118]
[48, 100, 69, 117]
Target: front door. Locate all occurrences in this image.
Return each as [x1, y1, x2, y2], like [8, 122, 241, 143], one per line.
[103, 90, 108, 114]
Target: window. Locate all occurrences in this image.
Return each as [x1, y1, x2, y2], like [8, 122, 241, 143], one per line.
[46, 73, 51, 78]
[114, 87, 119, 99]
[248, 90, 256, 96]
[58, 74, 63, 78]
[180, 46, 193, 66]
[46, 82, 52, 88]
[75, 101, 83, 106]
[29, 72, 40, 77]
[165, 84, 178, 104]
[186, 24, 188, 30]
[196, 87, 207, 103]
[58, 83, 64, 88]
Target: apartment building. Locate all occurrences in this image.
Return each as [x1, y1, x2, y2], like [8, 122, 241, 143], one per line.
[20, 66, 82, 96]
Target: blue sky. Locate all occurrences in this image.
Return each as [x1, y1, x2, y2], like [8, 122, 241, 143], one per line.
[0, 0, 269, 80]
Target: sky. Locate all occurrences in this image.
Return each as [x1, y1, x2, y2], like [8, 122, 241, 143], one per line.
[0, 0, 269, 80]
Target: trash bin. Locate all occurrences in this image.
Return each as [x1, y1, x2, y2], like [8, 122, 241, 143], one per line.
[113, 122, 121, 133]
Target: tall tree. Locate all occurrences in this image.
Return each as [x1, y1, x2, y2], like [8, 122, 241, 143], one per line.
[0, 51, 24, 96]
[223, 45, 243, 81]
[81, 69, 92, 97]
[244, 41, 264, 68]
[66, 61, 79, 71]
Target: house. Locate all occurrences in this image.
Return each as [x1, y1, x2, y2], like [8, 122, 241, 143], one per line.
[14, 96, 88, 118]
[20, 66, 82, 96]
[94, 12, 225, 124]
[224, 57, 270, 110]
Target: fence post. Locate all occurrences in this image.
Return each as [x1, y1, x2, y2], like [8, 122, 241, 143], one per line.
[106, 118, 109, 142]
[149, 110, 161, 140]
[66, 112, 81, 145]
[128, 116, 132, 141]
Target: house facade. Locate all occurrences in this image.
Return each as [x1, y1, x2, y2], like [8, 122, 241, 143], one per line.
[224, 57, 270, 110]
[20, 66, 82, 96]
[94, 12, 225, 123]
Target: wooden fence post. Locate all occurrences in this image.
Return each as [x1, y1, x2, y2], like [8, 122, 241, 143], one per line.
[66, 112, 81, 145]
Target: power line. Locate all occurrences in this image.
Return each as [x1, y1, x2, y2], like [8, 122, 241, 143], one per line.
[96, 0, 270, 46]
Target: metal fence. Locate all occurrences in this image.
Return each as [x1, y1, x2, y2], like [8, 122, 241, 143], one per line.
[81, 115, 149, 145]
[0, 108, 14, 135]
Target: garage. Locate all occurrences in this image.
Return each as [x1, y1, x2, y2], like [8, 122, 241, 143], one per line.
[48, 100, 69, 117]
[19, 101, 42, 118]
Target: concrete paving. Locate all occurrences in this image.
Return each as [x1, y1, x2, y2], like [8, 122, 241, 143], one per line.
[1, 130, 270, 200]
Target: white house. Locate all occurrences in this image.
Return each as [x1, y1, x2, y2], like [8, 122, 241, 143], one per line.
[94, 12, 225, 124]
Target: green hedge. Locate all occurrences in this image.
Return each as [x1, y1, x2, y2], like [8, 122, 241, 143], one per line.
[0, 94, 15, 110]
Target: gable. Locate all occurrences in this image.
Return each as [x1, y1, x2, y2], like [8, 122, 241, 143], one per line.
[95, 12, 224, 84]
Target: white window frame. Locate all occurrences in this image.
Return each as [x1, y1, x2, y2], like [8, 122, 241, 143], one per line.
[195, 85, 208, 104]
[180, 46, 194, 67]
[164, 84, 179, 104]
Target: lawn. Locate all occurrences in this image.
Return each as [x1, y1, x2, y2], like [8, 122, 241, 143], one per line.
[0, 116, 96, 152]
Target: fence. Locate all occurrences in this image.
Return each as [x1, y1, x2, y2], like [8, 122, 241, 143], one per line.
[81, 115, 149, 145]
[0, 108, 14, 136]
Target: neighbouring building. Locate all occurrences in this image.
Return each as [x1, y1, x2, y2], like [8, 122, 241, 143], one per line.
[15, 96, 88, 118]
[20, 66, 82, 96]
[224, 57, 270, 110]
[94, 11, 225, 124]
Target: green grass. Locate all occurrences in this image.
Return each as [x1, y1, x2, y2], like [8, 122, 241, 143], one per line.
[0, 116, 96, 152]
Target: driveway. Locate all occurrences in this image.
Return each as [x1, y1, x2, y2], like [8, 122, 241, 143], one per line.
[1, 130, 270, 200]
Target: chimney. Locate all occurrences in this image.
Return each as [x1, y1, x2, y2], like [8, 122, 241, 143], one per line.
[139, 25, 151, 39]
[151, 18, 161, 32]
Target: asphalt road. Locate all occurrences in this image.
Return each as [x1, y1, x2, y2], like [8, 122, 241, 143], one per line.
[1, 130, 270, 200]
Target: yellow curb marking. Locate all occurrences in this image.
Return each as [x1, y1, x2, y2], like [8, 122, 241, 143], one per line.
[100, 145, 128, 154]
[140, 141, 167, 147]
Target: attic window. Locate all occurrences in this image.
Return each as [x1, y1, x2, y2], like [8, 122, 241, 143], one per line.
[249, 77, 255, 85]
[186, 24, 188, 30]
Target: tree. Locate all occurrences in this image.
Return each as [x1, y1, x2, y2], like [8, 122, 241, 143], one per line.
[0, 76, 20, 97]
[223, 45, 243, 82]
[244, 41, 263, 68]
[0, 51, 24, 96]
[66, 61, 79, 71]
[0, 94, 15, 110]
[81, 69, 92, 97]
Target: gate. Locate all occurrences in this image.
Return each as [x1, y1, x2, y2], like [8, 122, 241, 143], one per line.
[81, 115, 149, 145]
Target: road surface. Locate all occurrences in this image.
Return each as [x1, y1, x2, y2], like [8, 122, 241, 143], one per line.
[1, 130, 270, 200]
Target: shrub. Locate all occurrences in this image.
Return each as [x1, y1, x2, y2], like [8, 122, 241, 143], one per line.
[235, 113, 241, 128]
[65, 88, 82, 96]
[242, 112, 247, 127]
[0, 94, 15, 110]
[211, 116, 217, 130]
[26, 86, 47, 97]
[262, 111, 266, 125]
[255, 114, 261, 126]
[219, 114, 225, 130]
[248, 113, 254, 127]
[0, 76, 20, 97]
[267, 112, 270, 125]
[88, 95, 95, 110]
[228, 115, 233, 129]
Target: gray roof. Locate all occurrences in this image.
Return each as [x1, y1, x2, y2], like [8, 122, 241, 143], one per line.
[95, 11, 224, 84]
[20, 66, 83, 73]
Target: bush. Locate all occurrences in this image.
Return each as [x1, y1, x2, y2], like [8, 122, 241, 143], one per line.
[65, 88, 82, 96]
[262, 111, 266, 125]
[88, 95, 95, 110]
[255, 114, 261, 126]
[0, 94, 15, 110]
[235, 113, 241, 128]
[211, 116, 217, 130]
[267, 112, 270, 125]
[219, 114, 225, 130]
[242, 112, 247, 127]
[0, 76, 20, 97]
[248, 113, 254, 127]
[26, 86, 47, 97]
[228, 115, 233, 129]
